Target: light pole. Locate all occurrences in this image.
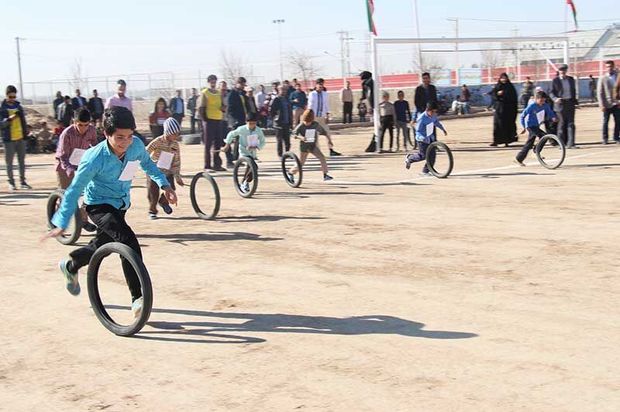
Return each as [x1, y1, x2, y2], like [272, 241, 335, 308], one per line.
[273, 19, 285, 81]
[447, 18, 459, 85]
[15, 37, 24, 100]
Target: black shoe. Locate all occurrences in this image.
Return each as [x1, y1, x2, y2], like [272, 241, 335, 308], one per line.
[330, 149, 342, 156]
[82, 222, 97, 232]
[489, 143, 498, 147]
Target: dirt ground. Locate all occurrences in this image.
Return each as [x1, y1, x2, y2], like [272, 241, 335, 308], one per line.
[1, 107, 619, 411]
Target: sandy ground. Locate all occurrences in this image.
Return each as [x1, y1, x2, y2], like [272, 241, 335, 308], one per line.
[1, 107, 619, 411]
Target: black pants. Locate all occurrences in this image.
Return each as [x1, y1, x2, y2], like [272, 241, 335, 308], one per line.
[203, 120, 223, 169]
[557, 100, 576, 147]
[69, 204, 143, 301]
[516, 127, 545, 163]
[172, 113, 183, 127]
[276, 126, 291, 157]
[378, 115, 394, 150]
[190, 114, 199, 134]
[342, 102, 353, 123]
[602, 106, 620, 143]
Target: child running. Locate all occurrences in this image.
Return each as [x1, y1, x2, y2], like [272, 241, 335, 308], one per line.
[145, 117, 184, 219]
[221, 113, 265, 193]
[515, 90, 557, 166]
[404, 101, 448, 175]
[289, 109, 333, 181]
[43, 107, 177, 319]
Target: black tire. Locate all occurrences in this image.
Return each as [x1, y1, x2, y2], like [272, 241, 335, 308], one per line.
[232, 156, 258, 198]
[46, 189, 82, 245]
[189, 172, 221, 220]
[536, 134, 565, 170]
[87, 242, 153, 337]
[425, 141, 454, 178]
[281, 151, 303, 188]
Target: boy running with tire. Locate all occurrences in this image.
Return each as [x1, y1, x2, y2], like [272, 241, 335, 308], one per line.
[145, 117, 185, 219]
[404, 101, 447, 175]
[515, 90, 557, 166]
[43, 107, 177, 319]
[289, 109, 334, 181]
[221, 114, 265, 193]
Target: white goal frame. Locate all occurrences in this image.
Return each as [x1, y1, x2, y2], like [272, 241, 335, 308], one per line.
[370, 35, 569, 152]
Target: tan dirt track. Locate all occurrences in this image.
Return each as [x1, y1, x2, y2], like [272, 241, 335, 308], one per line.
[1, 107, 619, 411]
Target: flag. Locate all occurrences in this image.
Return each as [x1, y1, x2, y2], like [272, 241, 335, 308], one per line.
[566, 0, 578, 30]
[366, 0, 377, 36]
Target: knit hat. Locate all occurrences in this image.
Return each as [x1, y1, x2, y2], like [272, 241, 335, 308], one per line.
[163, 117, 181, 136]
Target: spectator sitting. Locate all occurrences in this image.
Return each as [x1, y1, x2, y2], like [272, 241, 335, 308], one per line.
[358, 101, 368, 122]
[25, 125, 38, 154]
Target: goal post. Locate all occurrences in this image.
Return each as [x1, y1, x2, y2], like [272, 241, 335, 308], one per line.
[369, 35, 569, 152]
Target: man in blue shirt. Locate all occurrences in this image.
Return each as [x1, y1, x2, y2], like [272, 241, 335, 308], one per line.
[290, 82, 307, 127]
[169, 89, 185, 128]
[44, 107, 177, 318]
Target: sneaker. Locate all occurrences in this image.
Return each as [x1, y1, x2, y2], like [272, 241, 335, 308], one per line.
[59, 259, 80, 296]
[20, 182, 32, 190]
[214, 166, 227, 172]
[240, 182, 250, 193]
[323, 174, 333, 181]
[131, 297, 144, 319]
[330, 149, 342, 156]
[404, 156, 412, 170]
[418, 172, 431, 177]
[286, 172, 294, 182]
[82, 222, 97, 232]
[162, 204, 173, 215]
[514, 159, 526, 167]
[8, 183, 16, 191]
[602, 141, 609, 145]
[148, 212, 158, 220]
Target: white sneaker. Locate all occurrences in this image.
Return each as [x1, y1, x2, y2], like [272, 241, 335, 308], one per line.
[131, 297, 144, 319]
[241, 182, 250, 193]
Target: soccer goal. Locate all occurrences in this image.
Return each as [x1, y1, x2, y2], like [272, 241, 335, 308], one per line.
[369, 35, 570, 152]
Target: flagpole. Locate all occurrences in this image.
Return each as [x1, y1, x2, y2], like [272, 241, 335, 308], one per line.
[564, 0, 568, 33]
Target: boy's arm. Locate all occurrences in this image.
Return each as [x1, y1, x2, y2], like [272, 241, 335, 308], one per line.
[292, 123, 302, 136]
[434, 118, 447, 134]
[519, 106, 528, 128]
[545, 105, 557, 122]
[224, 127, 240, 145]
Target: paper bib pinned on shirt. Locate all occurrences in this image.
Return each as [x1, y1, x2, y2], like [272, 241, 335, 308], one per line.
[425, 123, 435, 138]
[304, 129, 316, 143]
[536, 110, 545, 125]
[69, 148, 86, 166]
[118, 160, 140, 181]
[157, 151, 174, 170]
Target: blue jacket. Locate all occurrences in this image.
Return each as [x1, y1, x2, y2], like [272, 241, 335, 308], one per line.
[0, 100, 28, 142]
[51, 138, 169, 229]
[415, 111, 446, 143]
[394, 100, 411, 122]
[290, 90, 307, 110]
[520, 101, 555, 128]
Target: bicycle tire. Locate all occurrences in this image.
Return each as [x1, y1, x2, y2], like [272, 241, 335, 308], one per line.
[232, 156, 259, 198]
[425, 141, 454, 178]
[189, 172, 221, 220]
[46, 189, 82, 245]
[281, 151, 303, 188]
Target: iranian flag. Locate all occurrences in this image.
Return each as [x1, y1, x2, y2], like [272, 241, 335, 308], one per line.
[366, 0, 377, 36]
[566, 0, 578, 30]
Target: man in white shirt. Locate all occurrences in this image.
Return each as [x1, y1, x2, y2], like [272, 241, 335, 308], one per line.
[308, 79, 341, 156]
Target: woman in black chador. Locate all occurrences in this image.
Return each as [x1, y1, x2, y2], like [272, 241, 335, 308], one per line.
[490, 73, 518, 146]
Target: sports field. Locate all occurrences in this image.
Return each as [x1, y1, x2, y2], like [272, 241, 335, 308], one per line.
[2, 106, 619, 411]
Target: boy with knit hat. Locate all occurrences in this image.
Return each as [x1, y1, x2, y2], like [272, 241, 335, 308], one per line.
[145, 117, 184, 219]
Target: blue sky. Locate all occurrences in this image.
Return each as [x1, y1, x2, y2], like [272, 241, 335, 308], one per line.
[0, 0, 617, 90]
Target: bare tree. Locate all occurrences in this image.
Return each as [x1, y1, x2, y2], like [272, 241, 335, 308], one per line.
[69, 58, 86, 91]
[219, 50, 252, 84]
[419, 53, 447, 83]
[287, 50, 321, 86]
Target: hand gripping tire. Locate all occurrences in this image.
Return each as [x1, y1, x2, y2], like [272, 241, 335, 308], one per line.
[535, 134, 565, 170]
[232, 156, 259, 198]
[87, 242, 153, 337]
[189, 172, 221, 220]
[46, 189, 82, 245]
[281, 151, 303, 188]
[425, 141, 454, 178]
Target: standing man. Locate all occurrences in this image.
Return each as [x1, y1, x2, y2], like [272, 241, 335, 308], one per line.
[550, 64, 578, 148]
[105, 79, 133, 112]
[597, 60, 620, 145]
[1, 85, 32, 190]
[254, 84, 267, 127]
[270, 85, 293, 157]
[245, 87, 258, 119]
[340, 81, 353, 124]
[225, 77, 248, 166]
[88, 89, 104, 128]
[308, 79, 341, 156]
[290, 82, 307, 127]
[58, 96, 74, 127]
[413, 72, 438, 121]
[198, 75, 226, 171]
[520, 76, 534, 108]
[589, 74, 597, 103]
[169, 89, 185, 128]
[53, 91, 64, 117]
[72, 89, 87, 109]
[187, 88, 199, 134]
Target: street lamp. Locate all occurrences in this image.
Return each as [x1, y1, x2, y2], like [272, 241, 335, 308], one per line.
[273, 19, 285, 81]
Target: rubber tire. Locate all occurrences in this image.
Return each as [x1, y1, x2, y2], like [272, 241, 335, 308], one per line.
[87, 242, 153, 337]
[536, 134, 565, 170]
[281, 151, 303, 188]
[425, 141, 454, 178]
[233, 156, 259, 198]
[189, 172, 221, 220]
[46, 189, 82, 245]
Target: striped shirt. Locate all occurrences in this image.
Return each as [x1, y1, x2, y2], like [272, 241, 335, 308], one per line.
[55, 124, 98, 174]
[145, 136, 181, 175]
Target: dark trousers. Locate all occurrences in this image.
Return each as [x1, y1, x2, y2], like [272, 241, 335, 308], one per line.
[378, 115, 394, 150]
[516, 127, 545, 163]
[342, 102, 353, 123]
[69, 204, 143, 301]
[3, 139, 27, 185]
[146, 174, 175, 214]
[395, 120, 413, 149]
[276, 126, 291, 157]
[224, 123, 239, 165]
[190, 114, 200, 134]
[602, 106, 620, 143]
[406, 141, 433, 173]
[203, 120, 223, 169]
[557, 100, 576, 147]
[172, 113, 183, 127]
